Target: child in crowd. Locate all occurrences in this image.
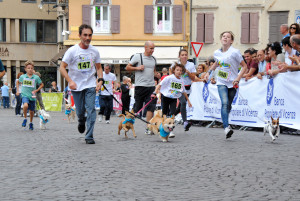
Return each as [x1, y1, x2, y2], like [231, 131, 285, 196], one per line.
[154, 62, 192, 135]
[16, 61, 44, 130]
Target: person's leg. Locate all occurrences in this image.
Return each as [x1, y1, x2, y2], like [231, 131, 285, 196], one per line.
[105, 95, 113, 121]
[228, 88, 237, 114]
[144, 87, 156, 122]
[36, 93, 45, 110]
[3, 97, 8, 108]
[217, 85, 230, 128]
[133, 86, 147, 114]
[161, 94, 168, 116]
[99, 95, 106, 115]
[72, 90, 86, 129]
[169, 98, 177, 117]
[179, 95, 187, 122]
[84, 87, 96, 140]
[15, 95, 21, 114]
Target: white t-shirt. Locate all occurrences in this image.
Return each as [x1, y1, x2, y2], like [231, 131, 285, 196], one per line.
[101, 72, 116, 95]
[62, 44, 101, 91]
[171, 61, 196, 94]
[214, 46, 244, 88]
[159, 74, 186, 99]
[285, 49, 297, 65]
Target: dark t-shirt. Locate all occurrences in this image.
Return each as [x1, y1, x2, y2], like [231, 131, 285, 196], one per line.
[247, 60, 259, 75]
[121, 84, 130, 100]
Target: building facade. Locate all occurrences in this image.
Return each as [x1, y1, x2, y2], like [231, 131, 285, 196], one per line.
[0, 0, 68, 90]
[191, 0, 300, 62]
[65, 0, 190, 82]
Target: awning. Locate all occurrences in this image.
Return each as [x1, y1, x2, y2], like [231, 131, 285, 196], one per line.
[95, 46, 182, 64]
[50, 47, 68, 66]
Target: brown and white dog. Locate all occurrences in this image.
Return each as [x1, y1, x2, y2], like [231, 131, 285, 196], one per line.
[148, 112, 175, 142]
[264, 116, 280, 142]
[118, 109, 136, 138]
[65, 104, 76, 123]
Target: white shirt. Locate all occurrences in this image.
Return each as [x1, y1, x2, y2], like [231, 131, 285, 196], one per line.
[214, 46, 244, 88]
[171, 61, 196, 94]
[62, 44, 101, 91]
[159, 74, 186, 99]
[285, 49, 297, 65]
[101, 72, 116, 95]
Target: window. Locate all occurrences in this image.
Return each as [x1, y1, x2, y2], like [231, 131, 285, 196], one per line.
[42, 0, 56, 3]
[154, 0, 172, 33]
[21, 20, 57, 43]
[92, 0, 110, 33]
[0, 19, 5, 42]
[241, 12, 259, 44]
[196, 13, 214, 44]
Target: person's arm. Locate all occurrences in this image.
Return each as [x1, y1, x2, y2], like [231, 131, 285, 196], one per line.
[183, 92, 192, 107]
[0, 70, 5, 78]
[154, 84, 161, 95]
[95, 63, 103, 91]
[16, 80, 20, 96]
[279, 63, 300, 72]
[59, 61, 77, 90]
[34, 82, 44, 94]
[244, 68, 257, 80]
[204, 61, 218, 81]
[49, 88, 52, 92]
[233, 60, 247, 85]
[186, 70, 196, 81]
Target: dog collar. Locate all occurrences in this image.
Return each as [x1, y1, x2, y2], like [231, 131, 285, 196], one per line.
[159, 123, 170, 137]
[39, 115, 49, 123]
[123, 117, 135, 124]
[65, 109, 71, 115]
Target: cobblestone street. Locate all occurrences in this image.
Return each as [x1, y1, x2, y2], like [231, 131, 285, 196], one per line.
[1, 109, 300, 201]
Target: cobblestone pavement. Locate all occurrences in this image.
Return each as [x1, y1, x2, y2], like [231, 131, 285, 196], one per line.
[1, 108, 300, 201]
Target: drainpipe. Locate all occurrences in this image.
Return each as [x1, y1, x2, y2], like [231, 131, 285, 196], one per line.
[189, 0, 192, 57]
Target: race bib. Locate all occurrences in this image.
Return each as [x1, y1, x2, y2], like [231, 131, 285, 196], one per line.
[171, 82, 182, 90]
[23, 78, 35, 88]
[77, 54, 93, 72]
[104, 81, 110, 85]
[217, 68, 231, 81]
[77, 62, 91, 70]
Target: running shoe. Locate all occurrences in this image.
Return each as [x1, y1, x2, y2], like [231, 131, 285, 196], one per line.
[29, 123, 34, 130]
[224, 126, 234, 139]
[169, 131, 175, 138]
[22, 119, 27, 127]
[184, 121, 192, 131]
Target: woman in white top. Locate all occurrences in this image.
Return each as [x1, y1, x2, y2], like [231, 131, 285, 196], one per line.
[169, 49, 196, 134]
[266, 42, 284, 77]
[282, 37, 297, 65]
[205, 31, 247, 139]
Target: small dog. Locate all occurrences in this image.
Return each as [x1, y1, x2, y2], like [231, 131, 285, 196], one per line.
[264, 116, 280, 142]
[65, 104, 76, 123]
[148, 112, 175, 142]
[39, 109, 51, 130]
[118, 109, 136, 138]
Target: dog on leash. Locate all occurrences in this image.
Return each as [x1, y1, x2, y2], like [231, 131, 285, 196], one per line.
[39, 109, 51, 130]
[148, 112, 175, 142]
[65, 104, 76, 123]
[264, 116, 280, 142]
[118, 109, 136, 138]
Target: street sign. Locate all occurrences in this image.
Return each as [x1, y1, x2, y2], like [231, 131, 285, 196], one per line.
[191, 42, 204, 57]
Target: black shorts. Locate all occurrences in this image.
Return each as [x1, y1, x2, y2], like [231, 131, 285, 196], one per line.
[134, 86, 157, 113]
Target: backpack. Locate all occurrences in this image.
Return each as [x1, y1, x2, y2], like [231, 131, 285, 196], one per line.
[129, 53, 157, 67]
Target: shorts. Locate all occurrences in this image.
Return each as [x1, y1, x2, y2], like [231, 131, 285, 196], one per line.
[134, 86, 156, 113]
[22, 97, 36, 111]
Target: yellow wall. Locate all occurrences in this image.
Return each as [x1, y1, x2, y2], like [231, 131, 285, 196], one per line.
[68, 0, 189, 43]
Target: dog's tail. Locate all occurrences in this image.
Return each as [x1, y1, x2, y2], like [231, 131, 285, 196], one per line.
[118, 114, 125, 118]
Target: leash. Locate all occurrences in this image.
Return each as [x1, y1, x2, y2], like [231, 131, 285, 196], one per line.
[101, 84, 153, 124]
[135, 98, 154, 116]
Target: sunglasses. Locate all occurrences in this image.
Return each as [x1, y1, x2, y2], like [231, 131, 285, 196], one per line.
[290, 27, 297, 29]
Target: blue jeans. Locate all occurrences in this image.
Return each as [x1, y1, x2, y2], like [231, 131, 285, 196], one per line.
[72, 88, 96, 140]
[15, 94, 22, 115]
[217, 85, 236, 128]
[2, 96, 9, 108]
[99, 95, 113, 120]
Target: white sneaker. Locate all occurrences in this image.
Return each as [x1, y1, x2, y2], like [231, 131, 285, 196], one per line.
[106, 120, 110, 124]
[98, 115, 103, 122]
[224, 126, 234, 139]
[144, 128, 151, 135]
[169, 131, 175, 138]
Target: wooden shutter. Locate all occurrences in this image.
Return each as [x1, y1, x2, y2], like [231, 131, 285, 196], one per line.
[204, 13, 214, 43]
[196, 13, 204, 42]
[111, 5, 120, 33]
[173, 5, 182, 33]
[241, 12, 250, 44]
[144, 5, 153, 33]
[249, 12, 259, 43]
[82, 5, 91, 25]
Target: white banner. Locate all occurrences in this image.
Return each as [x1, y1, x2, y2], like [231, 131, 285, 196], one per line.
[188, 71, 300, 129]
